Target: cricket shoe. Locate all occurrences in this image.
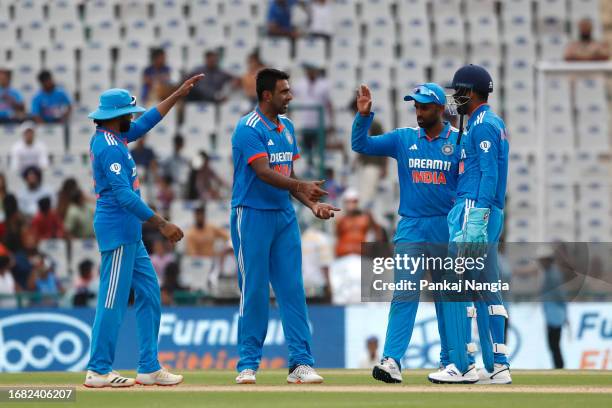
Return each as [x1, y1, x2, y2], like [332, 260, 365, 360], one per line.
[136, 368, 183, 386]
[287, 365, 324, 384]
[235, 369, 257, 384]
[372, 357, 402, 383]
[428, 363, 479, 384]
[476, 364, 512, 384]
[83, 370, 135, 388]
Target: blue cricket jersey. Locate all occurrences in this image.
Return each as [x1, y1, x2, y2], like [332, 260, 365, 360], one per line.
[31, 87, 71, 122]
[456, 104, 509, 209]
[352, 112, 460, 218]
[231, 107, 300, 210]
[89, 108, 162, 251]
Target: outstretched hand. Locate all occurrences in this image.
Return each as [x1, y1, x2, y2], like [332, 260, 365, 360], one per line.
[357, 84, 373, 115]
[311, 203, 341, 220]
[176, 73, 205, 97]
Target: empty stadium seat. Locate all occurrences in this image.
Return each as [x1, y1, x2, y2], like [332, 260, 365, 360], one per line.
[53, 20, 86, 50]
[260, 37, 292, 69]
[120, 0, 150, 22]
[222, 0, 253, 23]
[69, 122, 94, 155]
[295, 37, 327, 68]
[88, 20, 121, 46]
[153, 0, 185, 22]
[85, 0, 118, 23]
[48, 0, 80, 24]
[361, 0, 393, 20]
[14, 0, 44, 23]
[189, 0, 221, 23]
[158, 18, 189, 45]
[180, 256, 214, 292]
[333, 17, 360, 38]
[70, 239, 99, 276]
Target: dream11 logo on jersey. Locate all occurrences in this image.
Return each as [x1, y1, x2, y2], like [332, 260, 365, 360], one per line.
[0, 313, 92, 372]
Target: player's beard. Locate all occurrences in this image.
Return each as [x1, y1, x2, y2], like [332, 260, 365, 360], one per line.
[119, 116, 132, 133]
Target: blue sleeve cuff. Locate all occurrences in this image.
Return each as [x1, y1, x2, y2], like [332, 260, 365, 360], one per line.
[354, 112, 374, 126]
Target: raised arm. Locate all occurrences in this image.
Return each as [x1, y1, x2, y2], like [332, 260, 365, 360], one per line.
[125, 74, 205, 143]
[351, 84, 398, 158]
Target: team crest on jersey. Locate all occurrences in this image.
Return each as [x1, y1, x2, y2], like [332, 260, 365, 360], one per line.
[480, 140, 491, 153]
[441, 144, 454, 155]
[110, 163, 121, 174]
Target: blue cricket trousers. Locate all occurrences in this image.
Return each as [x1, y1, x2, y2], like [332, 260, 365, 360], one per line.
[87, 240, 162, 375]
[230, 206, 314, 372]
[445, 198, 508, 371]
[383, 215, 450, 367]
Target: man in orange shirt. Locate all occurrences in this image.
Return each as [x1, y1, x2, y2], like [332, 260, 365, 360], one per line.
[335, 189, 383, 257]
[185, 206, 230, 257]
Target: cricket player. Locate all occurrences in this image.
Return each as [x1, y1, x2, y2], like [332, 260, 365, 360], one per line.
[230, 68, 339, 384]
[428, 64, 511, 384]
[352, 83, 460, 383]
[84, 74, 204, 388]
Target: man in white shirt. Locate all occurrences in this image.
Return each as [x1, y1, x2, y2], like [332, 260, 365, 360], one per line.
[10, 121, 49, 175]
[17, 166, 53, 217]
[301, 222, 334, 302]
[291, 64, 333, 164]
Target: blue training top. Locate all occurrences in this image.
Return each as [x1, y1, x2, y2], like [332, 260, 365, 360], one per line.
[89, 108, 162, 251]
[456, 104, 509, 209]
[231, 107, 300, 210]
[352, 112, 460, 218]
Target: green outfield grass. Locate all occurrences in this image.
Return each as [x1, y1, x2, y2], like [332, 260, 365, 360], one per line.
[0, 370, 610, 408]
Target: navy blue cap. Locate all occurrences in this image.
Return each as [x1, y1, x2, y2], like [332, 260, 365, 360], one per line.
[448, 64, 494, 94]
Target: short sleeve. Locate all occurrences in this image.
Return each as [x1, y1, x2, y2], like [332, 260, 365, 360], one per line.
[234, 125, 268, 164]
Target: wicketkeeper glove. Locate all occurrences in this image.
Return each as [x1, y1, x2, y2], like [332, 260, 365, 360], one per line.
[453, 207, 490, 262]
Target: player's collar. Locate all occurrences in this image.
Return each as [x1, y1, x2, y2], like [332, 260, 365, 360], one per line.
[418, 122, 451, 141]
[96, 126, 126, 145]
[467, 103, 490, 127]
[255, 107, 285, 133]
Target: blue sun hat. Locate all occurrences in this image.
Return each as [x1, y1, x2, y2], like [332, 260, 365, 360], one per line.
[403, 82, 446, 106]
[88, 88, 146, 120]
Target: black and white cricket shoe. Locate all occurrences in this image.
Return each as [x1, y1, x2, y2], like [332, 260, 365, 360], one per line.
[428, 363, 479, 384]
[476, 364, 512, 384]
[372, 357, 402, 383]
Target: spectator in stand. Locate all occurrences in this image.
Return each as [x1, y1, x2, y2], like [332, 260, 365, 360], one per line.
[131, 135, 158, 183]
[185, 50, 236, 103]
[240, 52, 266, 105]
[31, 70, 72, 124]
[1, 194, 27, 252]
[187, 151, 228, 201]
[0, 173, 8, 229]
[564, 18, 610, 61]
[0, 244, 19, 308]
[150, 238, 175, 284]
[323, 167, 344, 207]
[11, 229, 40, 288]
[0, 67, 26, 123]
[17, 166, 53, 217]
[301, 221, 333, 303]
[155, 174, 175, 219]
[160, 261, 187, 306]
[335, 189, 383, 258]
[185, 206, 230, 257]
[56, 178, 79, 221]
[267, 0, 303, 39]
[307, 0, 332, 40]
[27, 252, 63, 307]
[64, 189, 95, 239]
[359, 336, 380, 369]
[31, 197, 64, 239]
[73, 259, 97, 307]
[142, 48, 173, 106]
[292, 63, 333, 164]
[161, 134, 191, 196]
[10, 121, 49, 175]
